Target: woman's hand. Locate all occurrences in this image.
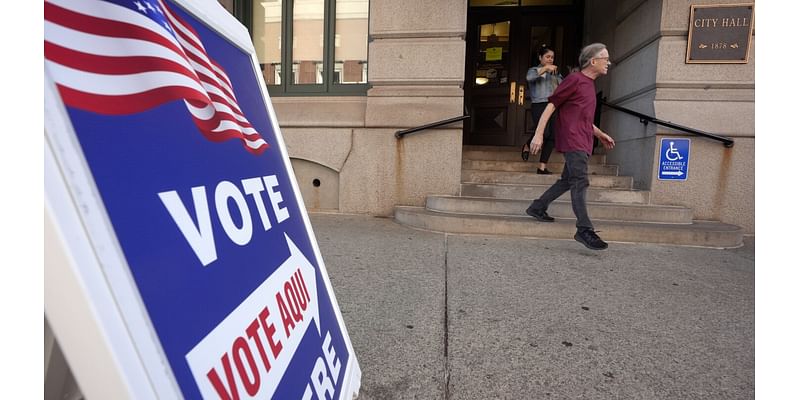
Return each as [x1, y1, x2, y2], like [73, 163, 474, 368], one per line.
[538, 64, 558, 76]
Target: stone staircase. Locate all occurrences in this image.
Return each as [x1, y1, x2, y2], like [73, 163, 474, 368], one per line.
[394, 146, 743, 248]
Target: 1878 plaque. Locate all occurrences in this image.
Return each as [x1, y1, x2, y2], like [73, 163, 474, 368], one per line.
[686, 4, 754, 64]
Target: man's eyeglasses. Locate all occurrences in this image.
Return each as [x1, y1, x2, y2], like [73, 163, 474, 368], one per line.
[593, 57, 611, 64]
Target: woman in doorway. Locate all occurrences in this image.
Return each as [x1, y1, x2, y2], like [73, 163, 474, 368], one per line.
[521, 45, 562, 174]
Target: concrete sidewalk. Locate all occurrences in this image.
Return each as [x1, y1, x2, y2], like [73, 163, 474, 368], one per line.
[310, 213, 755, 400]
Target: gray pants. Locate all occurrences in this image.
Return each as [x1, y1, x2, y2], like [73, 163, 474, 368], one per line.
[528, 151, 593, 232]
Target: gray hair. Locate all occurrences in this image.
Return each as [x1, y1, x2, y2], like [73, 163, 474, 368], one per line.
[579, 43, 607, 69]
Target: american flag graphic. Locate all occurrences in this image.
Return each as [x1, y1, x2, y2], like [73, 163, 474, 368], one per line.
[44, 0, 269, 155]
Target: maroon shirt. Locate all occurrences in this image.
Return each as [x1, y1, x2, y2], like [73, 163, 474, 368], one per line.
[548, 72, 597, 156]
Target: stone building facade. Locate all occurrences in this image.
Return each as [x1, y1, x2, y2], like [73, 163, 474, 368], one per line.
[227, 0, 755, 232]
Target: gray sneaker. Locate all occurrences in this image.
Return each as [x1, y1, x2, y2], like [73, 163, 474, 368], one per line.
[574, 230, 608, 250]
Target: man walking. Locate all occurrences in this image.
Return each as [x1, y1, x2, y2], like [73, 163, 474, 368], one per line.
[526, 43, 616, 250]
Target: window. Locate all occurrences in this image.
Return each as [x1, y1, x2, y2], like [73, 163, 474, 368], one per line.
[247, 0, 369, 95]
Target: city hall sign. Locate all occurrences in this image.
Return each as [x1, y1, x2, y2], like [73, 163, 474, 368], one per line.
[686, 4, 754, 64]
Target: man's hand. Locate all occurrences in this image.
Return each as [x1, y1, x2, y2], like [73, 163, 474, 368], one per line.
[598, 132, 615, 150]
[532, 103, 556, 152]
[530, 133, 544, 155]
[592, 125, 615, 150]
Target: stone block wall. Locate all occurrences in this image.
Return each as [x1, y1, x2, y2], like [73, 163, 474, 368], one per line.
[273, 0, 467, 215]
[585, 0, 755, 233]
[585, 0, 661, 190]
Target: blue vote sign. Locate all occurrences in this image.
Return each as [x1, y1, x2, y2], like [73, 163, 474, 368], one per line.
[658, 138, 691, 181]
[44, 0, 360, 398]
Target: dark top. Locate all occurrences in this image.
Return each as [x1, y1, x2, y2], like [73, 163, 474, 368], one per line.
[547, 72, 596, 156]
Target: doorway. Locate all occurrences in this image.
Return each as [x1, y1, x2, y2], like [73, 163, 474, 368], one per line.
[463, 5, 583, 147]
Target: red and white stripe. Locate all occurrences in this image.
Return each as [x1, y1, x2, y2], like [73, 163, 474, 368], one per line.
[44, 0, 269, 154]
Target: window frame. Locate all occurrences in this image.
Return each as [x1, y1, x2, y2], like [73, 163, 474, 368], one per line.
[238, 0, 370, 96]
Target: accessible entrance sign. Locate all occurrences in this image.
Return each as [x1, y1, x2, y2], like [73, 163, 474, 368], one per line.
[43, 0, 360, 398]
[658, 138, 691, 181]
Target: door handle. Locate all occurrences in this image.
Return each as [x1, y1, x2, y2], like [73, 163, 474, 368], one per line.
[510, 81, 516, 103]
[518, 85, 525, 105]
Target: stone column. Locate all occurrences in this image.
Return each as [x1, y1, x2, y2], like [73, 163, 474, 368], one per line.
[337, 0, 467, 215]
[585, 0, 754, 233]
[651, 0, 754, 233]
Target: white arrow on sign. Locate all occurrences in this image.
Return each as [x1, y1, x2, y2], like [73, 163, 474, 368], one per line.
[662, 171, 684, 176]
[186, 234, 320, 399]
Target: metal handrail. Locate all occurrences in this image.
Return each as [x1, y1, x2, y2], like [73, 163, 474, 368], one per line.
[598, 94, 734, 148]
[395, 114, 471, 139]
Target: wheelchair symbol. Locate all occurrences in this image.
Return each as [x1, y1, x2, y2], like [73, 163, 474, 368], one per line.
[665, 141, 683, 161]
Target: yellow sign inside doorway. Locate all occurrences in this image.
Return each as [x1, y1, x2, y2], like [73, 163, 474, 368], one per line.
[486, 47, 502, 61]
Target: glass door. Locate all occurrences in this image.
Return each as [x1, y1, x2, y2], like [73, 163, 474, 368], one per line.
[464, 17, 520, 146]
[463, 7, 581, 147]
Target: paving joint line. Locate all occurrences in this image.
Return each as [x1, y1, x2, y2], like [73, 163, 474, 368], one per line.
[444, 233, 450, 400]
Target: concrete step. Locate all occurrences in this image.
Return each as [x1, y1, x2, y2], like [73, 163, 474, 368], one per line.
[462, 169, 633, 189]
[394, 206, 743, 248]
[462, 159, 620, 175]
[461, 183, 650, 204]
[463, 147, 606, 164]
[426, 196, 693, 224]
